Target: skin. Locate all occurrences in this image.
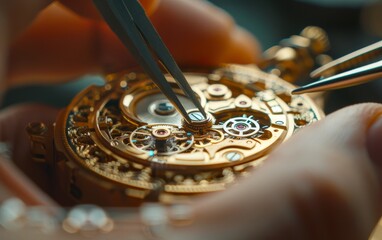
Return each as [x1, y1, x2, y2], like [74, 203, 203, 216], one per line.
[0, 0, 382, 239]
[189, 104, 382, 239]
[6, 0, 260, 85]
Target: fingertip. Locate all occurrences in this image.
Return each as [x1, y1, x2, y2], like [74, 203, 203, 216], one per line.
[270, 103, 382, 238]
[367, 114, 382, 179]
[97, 22, 136, 73]
[191, 103, 382, 239]
[149, 0, 236, 66]
[8, 3, 102, 85]
[281, 103, 382, 154]
[4, 0, 53, 39]
[221, 27, 262, 64]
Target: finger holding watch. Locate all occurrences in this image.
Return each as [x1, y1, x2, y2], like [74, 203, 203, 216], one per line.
[177, 104, 382, 240]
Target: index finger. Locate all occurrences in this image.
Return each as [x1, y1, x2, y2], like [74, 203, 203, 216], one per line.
[7, 0, 260, 86]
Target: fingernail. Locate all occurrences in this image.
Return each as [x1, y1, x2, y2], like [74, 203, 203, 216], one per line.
[367, 116, 382, 164]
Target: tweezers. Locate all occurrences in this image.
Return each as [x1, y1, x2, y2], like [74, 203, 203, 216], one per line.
[292, 40, 382, 94]
[93, 0, 206, 123]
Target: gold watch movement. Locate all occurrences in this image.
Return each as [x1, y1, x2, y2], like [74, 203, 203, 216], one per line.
[28, 27, 329, 206]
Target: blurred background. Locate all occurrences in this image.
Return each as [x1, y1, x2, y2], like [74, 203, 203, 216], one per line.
[209, 0, 382, 113]
[2, 0, 382, 113]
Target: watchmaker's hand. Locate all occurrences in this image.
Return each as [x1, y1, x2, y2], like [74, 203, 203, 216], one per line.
[5, 0, 260, 87]
[0, 0, 260, 207]
[187, 103, 382, 240]
[2, 1, 382, 239]
[1, 102, 382, 239]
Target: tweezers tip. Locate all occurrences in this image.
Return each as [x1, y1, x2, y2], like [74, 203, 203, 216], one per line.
[291, 83, 319, 95]
[291, 88, 305, 95]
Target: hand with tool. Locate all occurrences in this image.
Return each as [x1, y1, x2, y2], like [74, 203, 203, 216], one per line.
[1, 0, 259, 203]
[1, 1, 382, 239]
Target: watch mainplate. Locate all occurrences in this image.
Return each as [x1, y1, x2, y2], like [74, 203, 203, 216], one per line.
[57, 64, 322, 202]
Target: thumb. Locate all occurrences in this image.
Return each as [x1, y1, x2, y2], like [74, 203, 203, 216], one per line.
[189, 103, 382, 240]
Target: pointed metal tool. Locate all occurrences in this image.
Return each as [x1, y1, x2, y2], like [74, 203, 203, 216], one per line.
[93, 0, 207, 122]
[293, 40, 382, 95]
